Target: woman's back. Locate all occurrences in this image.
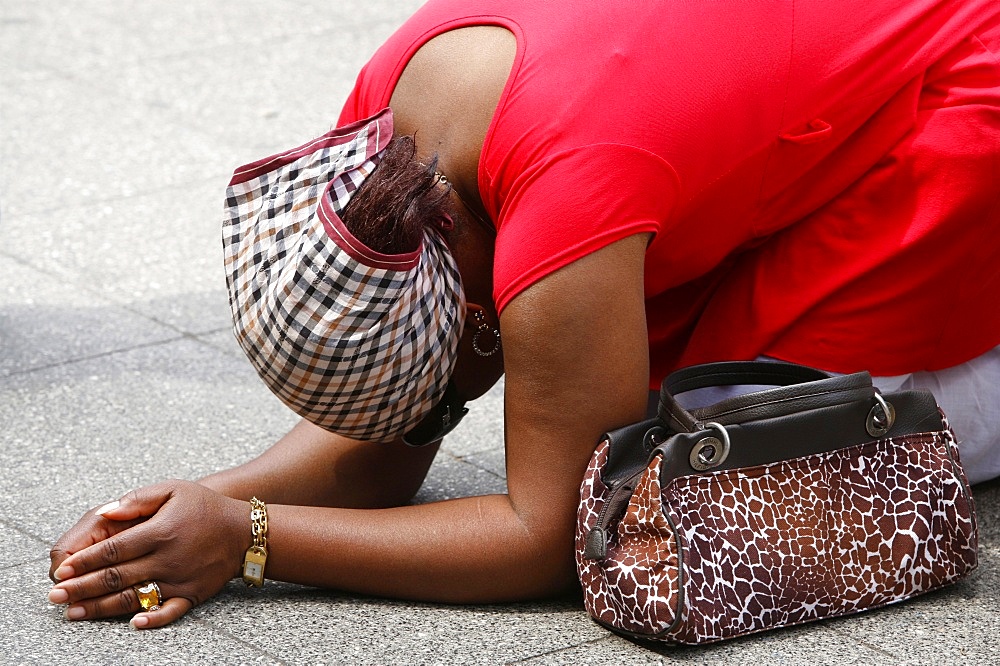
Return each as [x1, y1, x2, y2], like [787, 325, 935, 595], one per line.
[341, 0, 1000, 380]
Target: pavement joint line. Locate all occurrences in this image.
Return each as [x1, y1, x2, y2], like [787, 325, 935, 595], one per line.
[3, 247, 229, 346]
[21, 14, 411, 77]
[0, 516, 52, 570]
[0, 169, 233, 219]
[0, 248, 47, 272]
[190, 326, 234, 340]
[3, 60, 81, 87]
[189, 328, 242, 355]
[186, 613, 289, 665]
[0, 334, 189, 380]
[444, 450, 506, 483]
[0, 246, 151, 315]
[449, 444, 507, 458]
[4, 553, 50, 574]
[0, 516, 54, 547]
[503, 635, 625, 665]
[827, 623, 900, 661]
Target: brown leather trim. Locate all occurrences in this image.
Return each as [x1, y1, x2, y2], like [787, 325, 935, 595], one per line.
[658, 362, 871, 431]
[602, 422, 666, 489]
[655, 390, 942, 486]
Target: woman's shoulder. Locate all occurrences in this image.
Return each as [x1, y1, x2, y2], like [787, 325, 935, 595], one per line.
[389, 26, 515, 152]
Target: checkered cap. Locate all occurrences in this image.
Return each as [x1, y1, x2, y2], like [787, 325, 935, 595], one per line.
[222, 109, 465, 441]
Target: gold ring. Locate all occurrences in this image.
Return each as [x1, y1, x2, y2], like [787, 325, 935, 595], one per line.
[133, 581, 162, 612]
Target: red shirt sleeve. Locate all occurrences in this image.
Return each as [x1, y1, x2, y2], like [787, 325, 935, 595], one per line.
[492, 143, 679, 313]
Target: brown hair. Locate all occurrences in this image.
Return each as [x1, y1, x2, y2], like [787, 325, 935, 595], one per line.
[341, 135, 452, 255]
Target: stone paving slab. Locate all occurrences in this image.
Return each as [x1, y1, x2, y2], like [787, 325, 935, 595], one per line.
[0, 257, 181, 377]
[0, 522, 49, 570]
[4, 562, 281, 666]
[973, 480, 1000, 541]
[78, 28, 403, 157]
[513, 627, 894, 666]
[826, 544, 1000, 665]
[440, 377, 506, 459]
[0, 0, 421, 75]
[188, 583, 607, 666]
[461, 447, 508, 480]
[414, 452, 508, 503]
[0, 76, 234, 219]
[0, 338, 298, 541]
[2, 181, 233, 335]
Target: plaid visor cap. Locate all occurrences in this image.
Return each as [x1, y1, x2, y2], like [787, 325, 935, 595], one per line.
[222, 108, 465, 441]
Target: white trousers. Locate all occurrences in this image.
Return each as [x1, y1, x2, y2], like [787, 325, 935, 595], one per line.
[870, 346, 1000, 485]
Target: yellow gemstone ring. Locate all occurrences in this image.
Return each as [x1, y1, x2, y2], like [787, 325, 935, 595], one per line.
[133, 581, 163, 612]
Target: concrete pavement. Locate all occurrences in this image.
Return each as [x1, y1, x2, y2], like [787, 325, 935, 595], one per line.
[2, 2, 998, 664]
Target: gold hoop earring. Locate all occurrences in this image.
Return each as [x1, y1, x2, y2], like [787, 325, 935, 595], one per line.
[471, 309, 501, 357]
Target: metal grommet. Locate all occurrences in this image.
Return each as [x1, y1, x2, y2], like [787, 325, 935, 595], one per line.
[866, 392, 896, 438]
[689, 422, 731, 471]
[643, 425, 668, 451]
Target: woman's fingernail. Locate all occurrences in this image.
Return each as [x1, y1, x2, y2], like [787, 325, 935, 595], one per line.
[65, 606, 86, 620]
[48, 588, 69, 604]
[53, 565, 74, 581]
[130, 614, 150, 629]
[96, 500, 120, 516]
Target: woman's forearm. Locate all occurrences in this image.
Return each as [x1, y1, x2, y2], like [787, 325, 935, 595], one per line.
[199, 419, 440, 509]
[200, 424, 575, 602]
[263, 493, 577, 602]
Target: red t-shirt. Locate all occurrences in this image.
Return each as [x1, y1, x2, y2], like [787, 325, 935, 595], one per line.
[339, 0, 1000, 385]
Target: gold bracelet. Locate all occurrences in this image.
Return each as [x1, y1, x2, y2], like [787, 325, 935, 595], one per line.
[242, 497, 268, 587]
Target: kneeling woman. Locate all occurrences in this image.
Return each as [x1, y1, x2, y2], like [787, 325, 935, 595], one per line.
[49, 0, 1000, 628]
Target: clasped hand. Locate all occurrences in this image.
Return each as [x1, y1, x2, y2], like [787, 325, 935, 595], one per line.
[48, 480, 249, 629]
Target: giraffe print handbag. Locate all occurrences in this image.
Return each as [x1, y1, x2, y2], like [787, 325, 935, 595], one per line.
[576, 361, 978, 645]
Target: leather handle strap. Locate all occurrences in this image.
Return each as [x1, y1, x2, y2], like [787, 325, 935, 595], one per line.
[657, 361, 873, 432]
[664, 361, 831, 394]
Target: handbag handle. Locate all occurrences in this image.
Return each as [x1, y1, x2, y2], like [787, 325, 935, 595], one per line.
[583, 360, 935, 561]
[657, 361, 874, 432]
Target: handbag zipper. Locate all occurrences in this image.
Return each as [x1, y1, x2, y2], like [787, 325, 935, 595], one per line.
[583, 467, 645, 560]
